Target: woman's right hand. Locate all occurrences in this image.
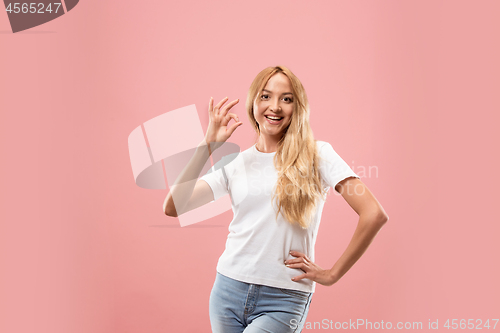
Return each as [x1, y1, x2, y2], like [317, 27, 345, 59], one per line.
[204, 96, 243, 152]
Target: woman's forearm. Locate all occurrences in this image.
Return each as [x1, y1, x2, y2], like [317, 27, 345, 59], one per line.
[163, 140, 212, 216]
[329, 212, 388, 283]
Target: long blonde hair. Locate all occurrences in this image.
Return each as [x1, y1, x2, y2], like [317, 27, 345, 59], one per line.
[245, 65, 328, 229]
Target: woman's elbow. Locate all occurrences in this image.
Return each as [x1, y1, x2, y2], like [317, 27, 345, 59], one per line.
[164, 210, 178, 217]
[363, 208, 389, 226]
[163, 200, 179, 217]
[375, 209, 389, 226]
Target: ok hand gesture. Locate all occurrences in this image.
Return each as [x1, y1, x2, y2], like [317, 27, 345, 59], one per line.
[204, 97, 243, 152]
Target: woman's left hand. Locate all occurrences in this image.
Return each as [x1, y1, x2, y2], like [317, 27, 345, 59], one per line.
[285, 251, 338, 286]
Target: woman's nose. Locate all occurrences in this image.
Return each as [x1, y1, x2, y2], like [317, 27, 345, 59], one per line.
[269, 99, 281, 112]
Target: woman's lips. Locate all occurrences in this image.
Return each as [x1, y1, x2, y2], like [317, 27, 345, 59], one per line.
[265, 115, 283, 124]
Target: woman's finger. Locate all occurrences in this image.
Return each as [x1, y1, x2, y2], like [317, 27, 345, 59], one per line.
[291, 273, 308, 282]
[220, 99, 239, 117]
[225, 112, 239, 123]
[285, 262, 308, 270]
[209, 96, 213, 112]
[214, 97, 229, 115]
[289, 250, 307, 258]
[285, 258, 305, 265]
[226, 120, 243, 137]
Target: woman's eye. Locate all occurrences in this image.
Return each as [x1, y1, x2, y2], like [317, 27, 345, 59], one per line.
[260, 94, 292, 102]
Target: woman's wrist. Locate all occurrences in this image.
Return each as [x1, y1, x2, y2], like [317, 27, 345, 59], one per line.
[206, 140, 212, 156]
[328, 268, 342, 285]
[199, 139, 212, 156]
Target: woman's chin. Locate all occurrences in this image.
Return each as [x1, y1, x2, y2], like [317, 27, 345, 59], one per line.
[261, 129, 285, 138]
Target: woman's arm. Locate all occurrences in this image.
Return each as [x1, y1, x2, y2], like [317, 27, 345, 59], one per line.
[163, 97, 242, 217]
[328, 177, 389, 283]
[285, 177, 389, 286]
[163, 140, 213, 217]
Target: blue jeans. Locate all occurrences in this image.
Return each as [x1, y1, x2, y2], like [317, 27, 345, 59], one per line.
[209, 272, 313, 333]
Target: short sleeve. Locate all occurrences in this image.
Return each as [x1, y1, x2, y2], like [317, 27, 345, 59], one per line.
[200, 165, 229, 202]
[318, 141, 360, 192]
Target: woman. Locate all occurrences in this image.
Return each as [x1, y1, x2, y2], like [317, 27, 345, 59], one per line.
[164, 65, 389, 332]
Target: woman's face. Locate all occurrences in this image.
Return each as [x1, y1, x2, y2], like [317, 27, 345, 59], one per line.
[253, 72, 294, 139]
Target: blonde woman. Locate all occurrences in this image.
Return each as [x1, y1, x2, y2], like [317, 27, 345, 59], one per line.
[164, 65, 389, 333]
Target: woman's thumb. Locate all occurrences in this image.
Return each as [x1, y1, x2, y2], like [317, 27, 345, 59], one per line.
[227, 121, 243, 136]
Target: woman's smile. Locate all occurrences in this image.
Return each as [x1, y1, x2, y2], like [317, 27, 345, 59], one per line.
[265, 115, 284, 124]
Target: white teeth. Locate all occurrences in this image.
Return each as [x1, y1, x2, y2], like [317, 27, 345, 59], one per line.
[266, 116, 282, 120]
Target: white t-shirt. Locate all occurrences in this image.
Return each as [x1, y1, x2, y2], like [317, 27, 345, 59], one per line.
[200, 140, 359, 293]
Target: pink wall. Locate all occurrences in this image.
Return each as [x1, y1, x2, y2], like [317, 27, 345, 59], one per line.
[1, 1, 499, 332]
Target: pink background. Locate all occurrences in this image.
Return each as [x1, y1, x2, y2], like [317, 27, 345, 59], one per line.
[1, 1, 499, 332]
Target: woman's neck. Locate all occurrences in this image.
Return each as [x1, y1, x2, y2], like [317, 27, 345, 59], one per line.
[255, 135, 282, 153]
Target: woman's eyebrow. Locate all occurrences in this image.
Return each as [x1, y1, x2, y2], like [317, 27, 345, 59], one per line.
[262, 89, 293, 96]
